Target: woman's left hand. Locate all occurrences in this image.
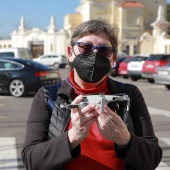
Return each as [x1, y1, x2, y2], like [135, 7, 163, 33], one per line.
[95, 105, 131, 146]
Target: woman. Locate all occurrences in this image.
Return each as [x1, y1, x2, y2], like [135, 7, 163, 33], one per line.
[22, 20, 162, 170]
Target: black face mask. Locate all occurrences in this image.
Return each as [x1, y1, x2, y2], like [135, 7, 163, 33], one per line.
[73, 52, 111, 83]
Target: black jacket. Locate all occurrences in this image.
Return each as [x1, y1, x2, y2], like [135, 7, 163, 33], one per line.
[22, 78, 162, 170]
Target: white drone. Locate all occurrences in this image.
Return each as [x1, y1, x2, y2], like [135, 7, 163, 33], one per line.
[65, 93, 130, 113]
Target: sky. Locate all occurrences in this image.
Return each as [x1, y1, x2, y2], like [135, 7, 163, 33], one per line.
[1, 0, 170, 39]
[0, 0, 80, 38]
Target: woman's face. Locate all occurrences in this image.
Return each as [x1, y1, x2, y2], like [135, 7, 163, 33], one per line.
[67, 33, 117, 66]
[67, 33, 117, 86]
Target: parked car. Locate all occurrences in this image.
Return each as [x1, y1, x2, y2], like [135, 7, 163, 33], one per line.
[118, 56, 132, 78]
[0, 58, 61, 97]
[110, 57, 127, 77]
[0, 47, 33, 60]
[33, 54, 68, 68]
[153, 62, 170, 90]
[127, 54, 149, 81]
[109, 53, 128, 77]
[142, 54, 170, 83]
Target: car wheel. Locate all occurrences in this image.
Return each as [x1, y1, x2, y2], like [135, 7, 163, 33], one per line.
[9, 79, 26, 97]
[147, 79, 154, 83]
[165, 85, 170, 90]
[53, 63, 59, 69]
[131, 76, 138, 81]
[123, 75, 129, 79]
[110, 72, 117, 77]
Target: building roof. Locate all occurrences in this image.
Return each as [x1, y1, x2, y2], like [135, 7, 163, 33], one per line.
[120, 1, 144, 8]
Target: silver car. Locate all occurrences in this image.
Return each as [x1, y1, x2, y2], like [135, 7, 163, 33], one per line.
[153, 63, 170, 90]
[33, 54, 68, 69]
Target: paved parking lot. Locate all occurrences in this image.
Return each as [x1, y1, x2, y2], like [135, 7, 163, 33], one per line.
[0, 75, 170, 169]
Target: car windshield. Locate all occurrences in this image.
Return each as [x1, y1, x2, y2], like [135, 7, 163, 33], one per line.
[0, 60, 23, 70]
[0, 52, 15, 57]
[131, 56, 148, 61]
[116, 57, 126, 62]
[123, 57, 132, 63]
[147, 55, 170, 61]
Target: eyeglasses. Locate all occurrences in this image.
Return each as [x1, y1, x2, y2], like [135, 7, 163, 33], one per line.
[74, 42, 116, 58]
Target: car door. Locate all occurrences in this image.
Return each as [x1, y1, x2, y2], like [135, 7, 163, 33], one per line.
[0, 60, 14, 92]
[51, 55, 59, 66]
[40, 55, 50, 65]
[42, 55, 55, 66]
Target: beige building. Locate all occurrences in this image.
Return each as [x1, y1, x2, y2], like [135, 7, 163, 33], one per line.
[140, 4, 170, 54]
[0, 0, 168, 57]
[64, 0, 167, 55]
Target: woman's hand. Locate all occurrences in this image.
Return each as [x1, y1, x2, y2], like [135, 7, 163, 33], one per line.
[95, 105, 130, 146]
[68, 95, 98, 150]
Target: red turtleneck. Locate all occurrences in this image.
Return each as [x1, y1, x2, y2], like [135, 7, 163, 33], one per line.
[68, 69, 110, 96]
[65, 70, 124, 170]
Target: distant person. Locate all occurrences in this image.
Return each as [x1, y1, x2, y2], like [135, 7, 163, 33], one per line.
[22, 19, 162, 170]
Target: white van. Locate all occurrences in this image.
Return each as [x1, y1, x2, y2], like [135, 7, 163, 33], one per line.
[0, 48, 33, 60]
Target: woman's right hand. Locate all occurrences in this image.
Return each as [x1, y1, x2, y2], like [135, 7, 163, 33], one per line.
[68, 95, 98, 151]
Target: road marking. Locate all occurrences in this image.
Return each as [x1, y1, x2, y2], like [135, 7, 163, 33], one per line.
[0, 108, 169, 169]
[137, 84, 165, 89]
[156, 162, 170, 170]
[0, 136, 169, 170]
[160, 138, 170, 146]
[0, 137, 18, 170]
[148, 107, 170, 118]
[156, 138, 170, 170]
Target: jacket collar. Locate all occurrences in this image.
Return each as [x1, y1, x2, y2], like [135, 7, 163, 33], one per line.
[57, 77, 125, 98]
[57, 79, 73, 99]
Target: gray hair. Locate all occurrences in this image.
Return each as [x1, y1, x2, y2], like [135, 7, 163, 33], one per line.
[70, 19, 119, 53]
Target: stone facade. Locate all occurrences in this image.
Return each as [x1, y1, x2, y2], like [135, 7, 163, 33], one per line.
[140, 4, 170, 54]
[64, 0, 167, 55]
[0, 0, 169, 57]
